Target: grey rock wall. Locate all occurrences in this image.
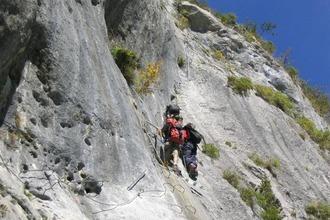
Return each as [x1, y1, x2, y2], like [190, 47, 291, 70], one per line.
[0, 0, 329, 220]
[0, 0, 185, 219]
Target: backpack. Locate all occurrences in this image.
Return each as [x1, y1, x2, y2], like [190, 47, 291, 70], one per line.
[166, 117, 186, 144]
[186, 127, 203, 144]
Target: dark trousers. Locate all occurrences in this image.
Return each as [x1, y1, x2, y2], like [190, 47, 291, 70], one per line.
[181, 142, 197, 167]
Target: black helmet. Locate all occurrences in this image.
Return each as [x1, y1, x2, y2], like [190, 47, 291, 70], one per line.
[166, 104, 180, 116]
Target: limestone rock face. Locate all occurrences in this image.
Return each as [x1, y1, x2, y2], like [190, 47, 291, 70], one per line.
[0, 0, 329, 220]
[179, 1, 223, 33]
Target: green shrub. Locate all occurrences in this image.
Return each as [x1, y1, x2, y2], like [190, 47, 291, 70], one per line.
[216, 12, 237, 26]
[176, 14, 189, 30]
[296, 117, 330, 150]
[301, 81, 330, 117]
[272, 92, 294, 114]
[319, 131, 330, 151]
[234, 23, 276, 55]
[297, 116, 318, 137]
[261, 207, 282, 220]
[249, 153, 267, 167]
[111, 46, 139, 85]
[227, 76, 254, 96]
[255, 85, 278, 103]
[222, 171, 255, 207]
[223, 170, 240, 189]
[285, 66, 298, 82]
[260, 40, 276, 54]
[202, 143, 220, 159]
[281, 63, 329, 116]
[305, 201, 330, 220]
[177, 56, 185, 68]
[271, 159, 281, 169]
[255, 85, 294, 114]
[135, 62, 161, 94]
[257, 179, 277, 207]
[222, 171, 281, 219]
[234, 24, 258, 43]
[239, 178, 281, 220]
[256, 179, 282, 220]
[176, 7, 190, 30]
[245, 31, 258, 43]
[212, 49, 225, 61]
[222, 170, 255, 208]
[240, 187, 255, 208]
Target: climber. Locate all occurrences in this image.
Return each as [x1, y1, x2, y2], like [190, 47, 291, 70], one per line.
[160, 115, 186, 175]
[159, 104, 203, 179]
[159, 105, 186, 175]
[181, 123, 203, 180]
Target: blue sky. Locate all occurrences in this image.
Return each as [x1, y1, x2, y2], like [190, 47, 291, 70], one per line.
[206, 0, 330, 95]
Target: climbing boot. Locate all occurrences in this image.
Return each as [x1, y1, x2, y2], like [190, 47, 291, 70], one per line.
[188, 164, 198, 180]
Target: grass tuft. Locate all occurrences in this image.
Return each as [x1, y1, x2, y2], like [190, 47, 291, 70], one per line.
[285, 66, 298, 82]
[256, 179, 282, 220]
[296, 117, 330, 150]
[240, 187, 255, 208]
[255, 84, 294, 114]
[249, 153, 280, 177]
[301, 81, 330, 117]
[260, 40, 276, 54]
[305, 201, 330, 220]
[202, 143, 220, 159]
[249, 153, 280, 169]
[223, 170, 240, 189]
[222, 171, 281, 219]
[215, 12, 237, 26]
[227, 76, 254, 96]
[177, 56, 185, 68]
